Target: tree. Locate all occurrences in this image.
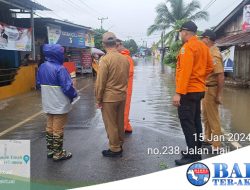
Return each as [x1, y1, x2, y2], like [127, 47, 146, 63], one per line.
[123, 39, 138, 55]
[93, 28, 107, 51]
[147, 0, 209, 63]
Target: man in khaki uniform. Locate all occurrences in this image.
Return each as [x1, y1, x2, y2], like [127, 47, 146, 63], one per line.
[201, 30, 225, 150]
[95, 32, 130, 157]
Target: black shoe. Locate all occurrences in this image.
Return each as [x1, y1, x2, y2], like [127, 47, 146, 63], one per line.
[125, 130, 133, 134]
[102, 149, 123, 157]
[175, 156, 201, 166]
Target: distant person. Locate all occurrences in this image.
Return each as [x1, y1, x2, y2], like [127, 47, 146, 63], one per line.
[172, 21, 214, 166]
[201, 30, 224, 152]
[95, 32, 130, 157]
[38, 45, 45, 67]
[116, 39, 134, 134]
[22, 54, 33, 66]
[37, 44, 77, 161]
[92, 53, 100, 77]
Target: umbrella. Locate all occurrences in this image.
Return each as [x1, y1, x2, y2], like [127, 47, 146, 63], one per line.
[91, 48, 105, 55]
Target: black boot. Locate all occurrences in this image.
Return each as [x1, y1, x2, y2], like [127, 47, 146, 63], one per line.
[102, 149, 123, 157]
[53, 134, 72, 161]
[46, 132, 54, 158]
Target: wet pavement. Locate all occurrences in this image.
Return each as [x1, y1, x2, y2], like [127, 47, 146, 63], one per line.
[0, 57, 250, 189]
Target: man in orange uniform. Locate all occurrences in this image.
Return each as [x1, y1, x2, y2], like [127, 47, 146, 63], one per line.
[116, 39, 134, 133]
[172, 21, 214, 166]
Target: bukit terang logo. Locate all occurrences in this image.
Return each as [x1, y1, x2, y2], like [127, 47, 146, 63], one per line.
[187, 163, 210, 186]
[187, 162, 250, 187]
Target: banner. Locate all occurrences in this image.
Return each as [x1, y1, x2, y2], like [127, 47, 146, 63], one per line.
[85, 32, 95, 47]
[81, 49, 92, 73]
[242, 5, 250, 31]
[47, 25, 85, 48]
[0, 22, 31, 51]
[222, 46, 235, 72]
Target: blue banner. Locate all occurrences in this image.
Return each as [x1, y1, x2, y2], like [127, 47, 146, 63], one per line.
[47, 25, 85, 48]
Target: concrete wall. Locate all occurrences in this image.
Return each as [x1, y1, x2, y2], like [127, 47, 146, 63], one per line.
[0, 64, 37, 100]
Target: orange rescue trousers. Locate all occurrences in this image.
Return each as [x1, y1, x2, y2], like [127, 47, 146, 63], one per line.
[120, 50, 134, 132]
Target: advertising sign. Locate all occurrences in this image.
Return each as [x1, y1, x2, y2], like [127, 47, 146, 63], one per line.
[242, 5, 250, 31]
[222, 46, 235, 72]
[47, 25, 85, 48]
[0, 22, 32, 51]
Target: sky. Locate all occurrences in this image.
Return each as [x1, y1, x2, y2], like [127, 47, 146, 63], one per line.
[32, 0, 242, 46]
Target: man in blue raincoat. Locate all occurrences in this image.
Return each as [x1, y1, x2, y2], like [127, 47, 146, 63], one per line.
[37, 44, 77, 161]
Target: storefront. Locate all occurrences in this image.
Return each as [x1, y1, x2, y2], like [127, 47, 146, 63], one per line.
[15, 18, 95, 75]
[0, 0, 49, 100]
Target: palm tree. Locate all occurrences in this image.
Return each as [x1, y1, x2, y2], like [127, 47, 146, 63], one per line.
[148, 0, 209, 62]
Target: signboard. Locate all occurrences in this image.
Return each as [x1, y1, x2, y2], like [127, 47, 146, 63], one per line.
[85, 32, 95, 47]
[47, 25, 85, 48]
[81, 49, 92, 73]
[222, 46, 235, 73]
[242, 5, 250, 31]
[0, 22, 31, 51]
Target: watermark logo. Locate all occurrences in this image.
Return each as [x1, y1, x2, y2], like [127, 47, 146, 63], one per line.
[186, 162, 210, 186]
[212, 163, 250, 186]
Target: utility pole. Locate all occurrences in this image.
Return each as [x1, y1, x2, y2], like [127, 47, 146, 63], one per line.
[98, 17, 108, 30]
[31, 8, 35, 60]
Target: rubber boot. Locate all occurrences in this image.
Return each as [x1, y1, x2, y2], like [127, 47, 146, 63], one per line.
[53, 134, 72, 162]
[46, 132, 54, 158]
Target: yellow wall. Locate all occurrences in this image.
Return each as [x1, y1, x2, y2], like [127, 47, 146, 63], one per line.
[0, 65, 37, 100]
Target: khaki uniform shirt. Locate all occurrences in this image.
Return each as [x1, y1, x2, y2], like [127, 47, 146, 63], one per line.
[206, 46, 224, 86]
[95, 50, 130, 104]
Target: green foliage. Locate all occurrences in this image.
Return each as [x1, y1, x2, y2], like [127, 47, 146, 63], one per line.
[148, 0, 209, 46]
[164, 40, 182, 66]
[123, 39, 138, 55]
[93, 28, 107, 51]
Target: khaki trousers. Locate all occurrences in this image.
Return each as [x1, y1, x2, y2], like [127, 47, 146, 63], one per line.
[202, 87, 222, 148]
[101, 101, 126, 152]
[46, 114, 68, 136]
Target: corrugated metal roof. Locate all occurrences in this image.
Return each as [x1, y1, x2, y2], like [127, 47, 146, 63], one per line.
[0, 0, 50, 10]
[213, 0, 248, 33]
[216, 32, 250, 47]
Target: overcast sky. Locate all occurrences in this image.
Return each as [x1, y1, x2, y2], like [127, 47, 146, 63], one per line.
[34, 0, 242, 46]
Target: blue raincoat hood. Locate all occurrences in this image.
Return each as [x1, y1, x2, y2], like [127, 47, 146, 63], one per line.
[43, 44, 64, 64]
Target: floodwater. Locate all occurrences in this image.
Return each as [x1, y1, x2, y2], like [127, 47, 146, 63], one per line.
[131, 57, 250, 146]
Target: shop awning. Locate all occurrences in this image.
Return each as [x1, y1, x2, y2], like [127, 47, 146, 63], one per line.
[216, 32, 250, 47]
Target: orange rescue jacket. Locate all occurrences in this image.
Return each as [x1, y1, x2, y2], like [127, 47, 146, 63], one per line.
[176, 36, 214, 95]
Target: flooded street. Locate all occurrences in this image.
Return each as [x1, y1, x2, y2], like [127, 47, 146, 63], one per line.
[221, 88, 250, 139]
[132, 57, 250, 147]
[0, 57, 250, 189]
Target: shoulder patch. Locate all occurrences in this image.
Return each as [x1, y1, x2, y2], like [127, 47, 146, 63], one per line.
[213, 58, 217, 65]
[181, 47, 185, 55]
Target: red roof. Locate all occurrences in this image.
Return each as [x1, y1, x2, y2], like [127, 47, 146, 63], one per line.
[216, 32, 250, 47]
